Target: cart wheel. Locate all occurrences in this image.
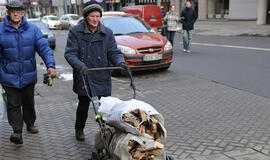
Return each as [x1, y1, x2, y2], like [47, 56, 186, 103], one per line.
[91, 152, 101, 160]
[166, 154, 174, 160]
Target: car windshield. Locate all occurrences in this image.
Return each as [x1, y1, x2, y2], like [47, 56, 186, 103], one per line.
[102, 16, 151, 35]
[48, 17, 59, 21]
[29, 21, 48, 30]
[70, 15, 79, 20]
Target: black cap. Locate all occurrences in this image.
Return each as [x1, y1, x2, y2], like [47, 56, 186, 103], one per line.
[6, 1, 24, 10]
[83, 0, 103, 18]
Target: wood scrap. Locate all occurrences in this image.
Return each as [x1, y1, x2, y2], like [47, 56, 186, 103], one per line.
[122, 109, 167, 160]
[122, 112, 140, 127]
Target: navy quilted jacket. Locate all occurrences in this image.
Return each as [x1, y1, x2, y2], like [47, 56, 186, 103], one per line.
[0, 16, 55, 88]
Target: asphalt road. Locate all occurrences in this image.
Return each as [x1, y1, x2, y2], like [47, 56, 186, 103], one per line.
[172, 33, 270, 98]
[50, 30, 270, 98]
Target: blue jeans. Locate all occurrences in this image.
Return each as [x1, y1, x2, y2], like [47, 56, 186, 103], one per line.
[182, 30, 193, 50]
[167, 31, 176, 46]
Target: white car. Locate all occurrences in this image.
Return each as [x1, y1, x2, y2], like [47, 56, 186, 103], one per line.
[41, 15, 61, 30]
[60, 14, 80, 30]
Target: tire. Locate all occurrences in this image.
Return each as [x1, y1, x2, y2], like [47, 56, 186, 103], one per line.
[166, 154, 174, 160]
[91, 152, 101, 160]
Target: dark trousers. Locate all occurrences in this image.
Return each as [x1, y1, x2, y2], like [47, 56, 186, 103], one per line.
[2, 84, 35, 133]
[167, 31, 176, 46]
[75, 93, 111, 131]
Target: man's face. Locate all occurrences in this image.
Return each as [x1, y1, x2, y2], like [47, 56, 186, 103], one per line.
[86, 11, 101, 29]
[186, 2, 191, 8]
[8, 9, 24, 23]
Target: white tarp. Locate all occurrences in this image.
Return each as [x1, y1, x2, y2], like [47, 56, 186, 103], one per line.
[99, 97, 164, 136]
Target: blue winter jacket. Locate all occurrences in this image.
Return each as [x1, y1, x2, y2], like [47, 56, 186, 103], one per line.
[0, 16, 55, 88]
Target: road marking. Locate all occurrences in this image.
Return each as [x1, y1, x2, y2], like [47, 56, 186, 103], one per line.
[192, 42, 270, 52]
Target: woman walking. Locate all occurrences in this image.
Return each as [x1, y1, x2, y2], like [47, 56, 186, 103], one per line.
[164, 5, 180, 46]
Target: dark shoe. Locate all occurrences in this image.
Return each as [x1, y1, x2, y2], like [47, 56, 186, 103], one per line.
[10, 133, 23, 144]
[27, 125, 39, 134]
[75, 129, 85, 141]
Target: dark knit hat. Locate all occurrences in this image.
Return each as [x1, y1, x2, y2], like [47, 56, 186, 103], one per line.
[6, 1, 24, 10]
[83, 0, 103, 18]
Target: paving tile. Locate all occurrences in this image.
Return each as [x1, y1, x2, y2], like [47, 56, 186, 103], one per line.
[193, 154, 232, 160]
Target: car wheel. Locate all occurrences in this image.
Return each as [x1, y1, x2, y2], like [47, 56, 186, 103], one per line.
[91, 152, 101, 160]
[50, 45, 56, 50]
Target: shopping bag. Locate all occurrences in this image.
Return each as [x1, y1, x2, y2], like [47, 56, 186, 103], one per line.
[0, 89, 7, 120]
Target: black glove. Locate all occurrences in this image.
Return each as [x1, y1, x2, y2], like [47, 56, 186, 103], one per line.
[119, 62, 130, 71]
[80, 64, 88, 75]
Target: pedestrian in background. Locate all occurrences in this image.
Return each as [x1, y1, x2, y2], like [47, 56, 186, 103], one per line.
[64, 0, 129, 141]
[163, 5, 180, 46]
[160, 6, 166, 18]
[0, 1, 57, 144]
[181, 0, 197, 53]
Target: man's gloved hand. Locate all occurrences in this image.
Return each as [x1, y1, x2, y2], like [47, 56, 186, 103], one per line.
[80, 64, 88, 75]
[119, 62, 130, 71]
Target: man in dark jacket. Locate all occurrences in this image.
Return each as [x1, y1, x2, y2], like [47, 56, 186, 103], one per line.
[0, 1, 56, 144]
[181, 0, 197, 53]
[64, 0, 128, 141]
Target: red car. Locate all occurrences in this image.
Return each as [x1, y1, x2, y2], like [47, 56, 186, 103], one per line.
[102, 12, 173, 71]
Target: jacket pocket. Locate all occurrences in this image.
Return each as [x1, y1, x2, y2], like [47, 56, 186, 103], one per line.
[4, 63, 18, 74]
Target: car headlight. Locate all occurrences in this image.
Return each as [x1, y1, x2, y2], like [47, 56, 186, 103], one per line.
[48, 34, 55, 38]
[164, 41, 172, 51]
[117, 45, 136, 54]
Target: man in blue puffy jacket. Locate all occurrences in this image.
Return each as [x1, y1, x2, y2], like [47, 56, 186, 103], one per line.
[0, 1, 56, 144]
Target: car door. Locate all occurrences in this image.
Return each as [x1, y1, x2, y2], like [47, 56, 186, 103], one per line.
[64, 17, 69, 29]
[61, 16, 66, 29]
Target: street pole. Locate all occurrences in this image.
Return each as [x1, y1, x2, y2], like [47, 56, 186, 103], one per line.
[64, 0, 68, 14]
[157, 0, 161, 6]
[130, 0, 135, 5]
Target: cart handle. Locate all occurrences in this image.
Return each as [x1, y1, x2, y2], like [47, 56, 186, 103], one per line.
[84, 67, 136, 99]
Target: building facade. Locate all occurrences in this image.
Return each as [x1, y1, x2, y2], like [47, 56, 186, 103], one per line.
[196, 0, 269, 24]
[0, 0, 7, 18]
[1, 0, 269, 25]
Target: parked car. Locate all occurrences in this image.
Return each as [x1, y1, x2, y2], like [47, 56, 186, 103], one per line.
[123, 5, 163, 30]
[100, 12, 173, 72]
[60, 14, 80, 30]
[41, 15, 61, 30]
[28, 19, 56, 50]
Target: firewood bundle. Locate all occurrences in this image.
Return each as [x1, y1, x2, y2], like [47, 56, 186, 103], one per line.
[128, 140, 164, 160]
[122, 109, 167, 160]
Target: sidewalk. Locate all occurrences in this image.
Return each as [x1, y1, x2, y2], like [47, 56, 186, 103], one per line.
[1, 65, 270, 159]
[193, 20, 270, 37]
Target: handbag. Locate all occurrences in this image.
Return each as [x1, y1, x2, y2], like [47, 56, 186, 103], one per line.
[0, 89, 7, 120]
[161, 26, 167, 36]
